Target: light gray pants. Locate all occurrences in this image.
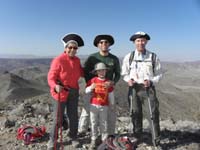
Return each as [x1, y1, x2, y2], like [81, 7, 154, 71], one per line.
[107, 104, 116, 135]
[78, 94, 90, 133]
[90, 104, 108, 141]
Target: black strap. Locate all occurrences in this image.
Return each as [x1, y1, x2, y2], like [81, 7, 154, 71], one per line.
[129, 51, 135, 68]
[151, 52, 156, 74]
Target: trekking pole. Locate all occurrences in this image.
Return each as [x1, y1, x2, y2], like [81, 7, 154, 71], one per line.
[58, 93, 64, 150]
[128, 94, 133, 134]
[146, 87, 156, 147]
[128, 85, 136, 134]
[54, 101, 59, 150]
[54, 93, 64, 150]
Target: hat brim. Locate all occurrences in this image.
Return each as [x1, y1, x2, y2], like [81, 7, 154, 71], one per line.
[62, 34, 84, 47]
[91, 67, 109, 74]
[130, 34, 150, 41]
[93, 35, 114, 47]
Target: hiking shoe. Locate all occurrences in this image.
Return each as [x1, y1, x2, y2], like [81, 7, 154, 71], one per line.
[71, 139, 80, 148]
[89, 140, 97, 150]
[63, 135, 72, 142]
[155, 145, 162, 150]
[151, 137, 160, 147]
[155, 137, 160, 146]
[62, 114, 69, 130]
[78, 131, 87, 137]
[132, 134, 142, 145]
[47, 139, 54, 150]
[78, 130, 90, 137]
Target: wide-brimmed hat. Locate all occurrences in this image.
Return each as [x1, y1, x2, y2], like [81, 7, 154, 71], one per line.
[93, 34, 114, 47]
[130, 31, 150, 41]
[62, 33, 84, 47]
[93, 62, 108, 72]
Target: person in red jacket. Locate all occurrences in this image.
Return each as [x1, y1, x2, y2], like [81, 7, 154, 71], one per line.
[47, 33, 84, 149]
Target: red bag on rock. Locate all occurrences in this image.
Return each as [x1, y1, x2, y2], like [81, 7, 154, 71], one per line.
[17, 125, 46, 145]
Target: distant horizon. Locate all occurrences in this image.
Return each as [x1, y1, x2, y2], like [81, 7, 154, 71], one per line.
[1, 53, 200, 63]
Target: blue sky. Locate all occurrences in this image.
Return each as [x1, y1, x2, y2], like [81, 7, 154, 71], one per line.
[0, 0, 200, 61]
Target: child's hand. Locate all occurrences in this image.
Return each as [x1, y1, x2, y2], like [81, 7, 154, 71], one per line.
[104, 81, 114, 88]
[90, 83, 96, 90]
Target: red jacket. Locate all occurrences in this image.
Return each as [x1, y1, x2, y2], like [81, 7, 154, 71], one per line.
[48, 52, 83, 101]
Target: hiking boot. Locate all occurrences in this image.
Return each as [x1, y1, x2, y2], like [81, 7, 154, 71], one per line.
[63, 135, 72, 142]
[89, 140, 98, 150]
[47, 139, 54, 150]
[62, 114, 69, 130]
[78, 128, 90, 137]
[133, 133, 142, 145]
[78, 131, 87, 137]
[71, 139, 80, 148]
[155, 145, 162, 150]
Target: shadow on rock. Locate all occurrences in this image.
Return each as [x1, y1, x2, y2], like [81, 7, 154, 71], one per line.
[160, 129, 200, 150]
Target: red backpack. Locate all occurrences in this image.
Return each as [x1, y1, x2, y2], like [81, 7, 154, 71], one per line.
[17, 125, 46, 145]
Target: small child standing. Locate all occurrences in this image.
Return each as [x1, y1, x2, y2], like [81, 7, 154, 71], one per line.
[85, 62, 115, 149]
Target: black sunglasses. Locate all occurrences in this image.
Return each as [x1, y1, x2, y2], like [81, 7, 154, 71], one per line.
[67, 46, 78, 50]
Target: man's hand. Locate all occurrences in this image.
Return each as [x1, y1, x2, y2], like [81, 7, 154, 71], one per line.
[128, 79, 135, 87]
[55, 84, 63, 93]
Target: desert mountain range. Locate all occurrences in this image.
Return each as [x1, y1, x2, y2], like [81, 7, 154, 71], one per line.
[0, 58, 199, 150]
[0, 58, 199, 121]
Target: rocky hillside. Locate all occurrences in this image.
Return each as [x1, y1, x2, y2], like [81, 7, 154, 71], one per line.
[0, 72, 46, 103]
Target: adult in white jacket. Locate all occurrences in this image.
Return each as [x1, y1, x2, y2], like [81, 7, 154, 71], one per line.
[121, 31, 162, 146]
